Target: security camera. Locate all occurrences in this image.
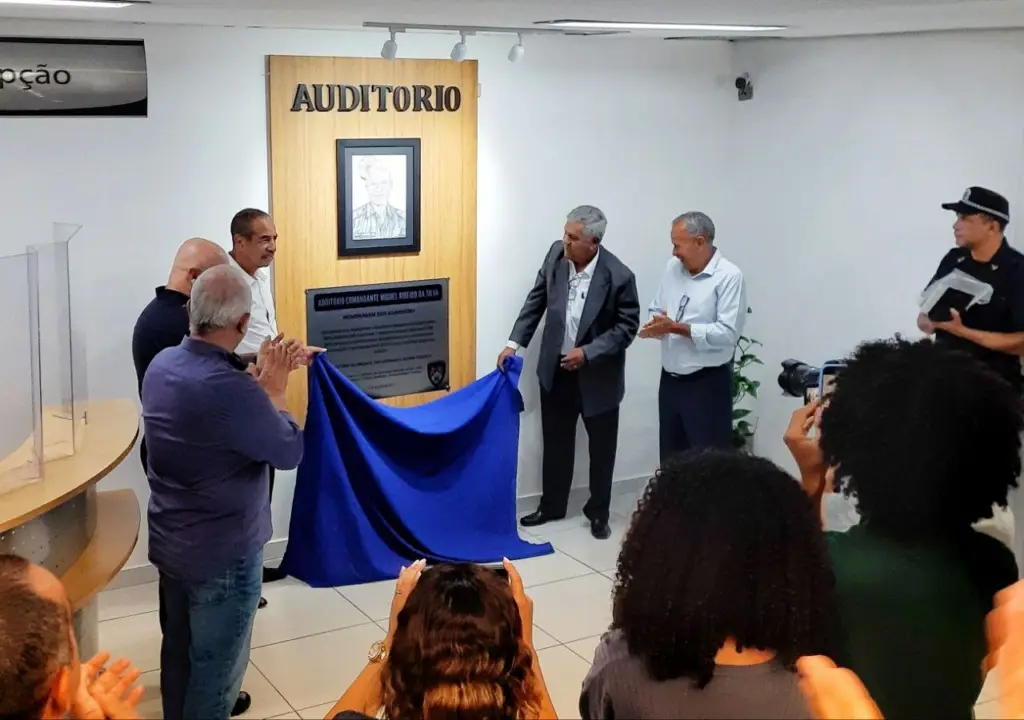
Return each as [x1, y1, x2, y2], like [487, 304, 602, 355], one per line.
[735, 73, 753, 101]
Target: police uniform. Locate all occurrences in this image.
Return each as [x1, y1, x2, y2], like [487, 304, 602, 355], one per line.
[928, 187, 1024, 393]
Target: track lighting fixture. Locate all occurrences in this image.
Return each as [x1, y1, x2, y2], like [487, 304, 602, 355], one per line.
[381, 29, 399, 60]
[508, 33, 525, 63]
[450, 31, 468, 62]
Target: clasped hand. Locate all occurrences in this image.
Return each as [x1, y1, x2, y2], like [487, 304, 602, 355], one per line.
[255, 333, 325, 372]
[639, 313, 679, 339]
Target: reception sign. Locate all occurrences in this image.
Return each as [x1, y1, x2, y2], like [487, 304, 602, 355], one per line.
[0, 38, 147, 116]
[306, 279, 450, 399]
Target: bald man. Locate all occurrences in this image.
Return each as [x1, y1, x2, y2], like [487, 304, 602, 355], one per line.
[0, 554, 143, 720]
[133, 238, 229, 398]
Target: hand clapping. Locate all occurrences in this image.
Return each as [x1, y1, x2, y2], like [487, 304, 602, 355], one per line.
[73, 652, 145, 720]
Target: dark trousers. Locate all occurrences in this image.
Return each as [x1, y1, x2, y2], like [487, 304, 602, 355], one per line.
[539, 369, 619, 523]
[158, 551, 263, 720]
[658, 364, 733, 465]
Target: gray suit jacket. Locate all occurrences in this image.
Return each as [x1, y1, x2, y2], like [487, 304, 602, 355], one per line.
[510, 241, 640, 417]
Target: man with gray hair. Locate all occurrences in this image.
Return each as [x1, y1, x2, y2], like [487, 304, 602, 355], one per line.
[499, 205, 640, 540]
[142, 264, 304, 720]
[640, 211, 747, 460]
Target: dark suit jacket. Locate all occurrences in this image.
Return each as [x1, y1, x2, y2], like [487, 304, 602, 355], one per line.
[510, 241, 640, 417]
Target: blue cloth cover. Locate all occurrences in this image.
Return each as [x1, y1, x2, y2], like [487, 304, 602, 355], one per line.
[280, 355, 554, 587]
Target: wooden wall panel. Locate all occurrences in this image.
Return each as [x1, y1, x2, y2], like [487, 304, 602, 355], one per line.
[267, 56, 478, 418]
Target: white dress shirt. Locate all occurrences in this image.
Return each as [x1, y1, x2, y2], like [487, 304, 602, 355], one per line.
[648, 250, 746, 375]
[229, 254, 278, 356]
[506, 250, 600, 355]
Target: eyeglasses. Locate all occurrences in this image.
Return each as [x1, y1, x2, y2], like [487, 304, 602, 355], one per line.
[569, 274, 584, 303]
[676, 295, 690, 322]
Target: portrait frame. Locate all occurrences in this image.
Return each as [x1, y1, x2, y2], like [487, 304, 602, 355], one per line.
[336, 138, 422, 258]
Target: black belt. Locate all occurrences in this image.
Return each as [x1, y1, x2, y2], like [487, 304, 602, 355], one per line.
[662, 363, 730, 381]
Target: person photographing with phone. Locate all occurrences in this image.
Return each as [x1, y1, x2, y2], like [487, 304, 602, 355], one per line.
[783, 338, 1020, 720]
[640, 211, 747, 461]
[498, 206, 640, 540]
[325, 559, 557, 719]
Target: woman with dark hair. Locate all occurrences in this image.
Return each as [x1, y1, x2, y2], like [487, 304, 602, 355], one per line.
[785, 337, 1021, 719]
[580, 450, 836, 719]
[325, 559, 557, 720]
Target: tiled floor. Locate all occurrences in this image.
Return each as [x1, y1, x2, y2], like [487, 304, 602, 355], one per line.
[98, 490, 1004, 719]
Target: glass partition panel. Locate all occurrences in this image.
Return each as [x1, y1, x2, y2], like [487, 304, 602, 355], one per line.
[0, 250, 42, 494]
[59, 223, 88, 449]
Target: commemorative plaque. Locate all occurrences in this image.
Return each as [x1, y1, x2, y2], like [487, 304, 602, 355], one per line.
[306, 279, 450, 399]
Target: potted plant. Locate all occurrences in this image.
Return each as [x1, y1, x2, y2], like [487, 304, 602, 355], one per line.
[732, 308, 761, 451]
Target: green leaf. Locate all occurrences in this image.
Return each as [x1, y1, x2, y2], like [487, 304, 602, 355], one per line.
[732, 408, 752, 420]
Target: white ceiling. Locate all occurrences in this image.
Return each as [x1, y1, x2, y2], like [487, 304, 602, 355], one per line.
[4, 0, 1024, 39]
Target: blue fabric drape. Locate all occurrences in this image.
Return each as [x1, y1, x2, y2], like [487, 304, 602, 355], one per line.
[280, 355, 554, 587]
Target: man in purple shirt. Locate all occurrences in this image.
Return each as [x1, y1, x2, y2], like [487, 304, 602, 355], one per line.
[142, 264, 304, 720]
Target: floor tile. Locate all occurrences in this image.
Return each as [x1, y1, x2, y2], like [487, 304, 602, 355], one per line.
[566, 635, 602, 664]
[513, 550, 594, 588]
[337, 579, 396, 622]
[253, 579, 369, 648]
[550, 523, 627, 573]
[537, 645, 591, 720]
[530, 625, 560, 651]
[134, 663, 291, 720]
[529, 574, 613, 643]
[99, 611, 162, 673]
[518, 514, 594, 539]
[295, 702, 338, 719]
[270, 714, 299, 720]
[99, 582, 159, 622]
[250, 623, 383, 711]
[610, 491, 643, 518]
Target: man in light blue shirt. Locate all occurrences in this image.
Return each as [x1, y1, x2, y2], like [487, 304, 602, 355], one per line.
[640, 211, 747, 462]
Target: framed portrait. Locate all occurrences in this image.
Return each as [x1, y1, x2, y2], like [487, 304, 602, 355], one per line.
[336, 138, 422, 258]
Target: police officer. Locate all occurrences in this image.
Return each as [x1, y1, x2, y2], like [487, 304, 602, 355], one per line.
[918, 185, 1024, 568]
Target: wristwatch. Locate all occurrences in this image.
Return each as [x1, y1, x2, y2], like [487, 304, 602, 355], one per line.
[368, 640, 389, 663]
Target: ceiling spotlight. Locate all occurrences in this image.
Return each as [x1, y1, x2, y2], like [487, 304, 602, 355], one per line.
[381, 29, 398, 60]
[508, 33, 525, 63]
[450, 31, 468, 62]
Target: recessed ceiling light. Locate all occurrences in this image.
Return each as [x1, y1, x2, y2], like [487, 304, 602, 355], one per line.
[535, 19, 787, 33]
[0, 0, 141, 7]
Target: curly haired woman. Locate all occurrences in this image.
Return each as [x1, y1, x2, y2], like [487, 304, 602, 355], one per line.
[580, 450, 836, 719]
[785, 337, 1021, 719]
[325, 559, 556, 720]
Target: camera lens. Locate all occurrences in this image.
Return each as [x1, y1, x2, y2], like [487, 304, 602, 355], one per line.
[778, 360, 821, 398]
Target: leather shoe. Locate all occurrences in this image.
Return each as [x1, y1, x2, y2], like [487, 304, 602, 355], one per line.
[590, 518, 611, 540]
[520, 510, 565, 528]
[262, 566, 287, 584]
[231, 691, 252, 717]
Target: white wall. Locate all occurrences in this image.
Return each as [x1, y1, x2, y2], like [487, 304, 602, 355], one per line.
[0, 20, 735, 568]
[726, 31, 1024, 470]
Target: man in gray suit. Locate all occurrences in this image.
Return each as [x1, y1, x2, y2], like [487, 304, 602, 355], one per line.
[498, 205, 640, 539]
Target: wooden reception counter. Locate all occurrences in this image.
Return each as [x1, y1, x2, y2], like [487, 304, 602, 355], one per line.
[0, 399, 140, 657]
